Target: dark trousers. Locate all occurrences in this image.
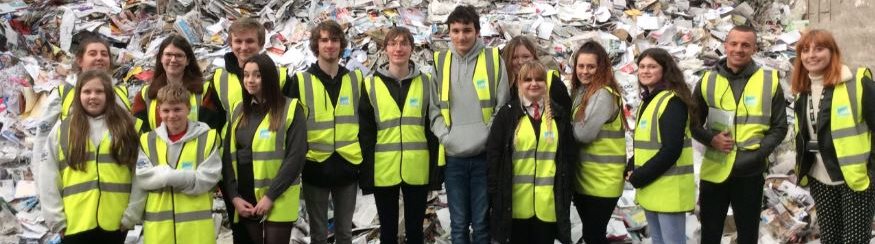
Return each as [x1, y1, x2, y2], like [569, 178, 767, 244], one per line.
[810, 179, 875, 244]
[373, 184, 429, 244]
[699, 174, 764, 244]
[510, 218, 557, 244]
[240, 219, 294, 244]
[572, 193, 619, 244]
[62, 228, 126, 244]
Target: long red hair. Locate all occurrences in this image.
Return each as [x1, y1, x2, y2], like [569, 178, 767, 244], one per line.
[791, 29, 844, 94]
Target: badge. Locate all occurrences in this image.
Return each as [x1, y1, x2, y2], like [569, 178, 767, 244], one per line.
[837, 105, 851, 117]
[260, 128, 271, 138]
[409, 98, 420, 107]
[639, 119, 648, 129]
[339, 96, 350, 105]
[180, 161, 194, 170]
[543, 131, 554, 140]
[743, 95, 757, 106]
[476, 79, 487, 89]
[136, 158, 150, 170]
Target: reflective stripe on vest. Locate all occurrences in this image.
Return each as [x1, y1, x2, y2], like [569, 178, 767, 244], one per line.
[296, 70, 363, 164]
[364, 74, 430, 186]
[511, 116, 559, 222]
[213, 67, 289, 116]
[699, 68, 777, 183]
[433, 48, 500, 166]
[633, 91, 695, 212]
[830, 68, 873, 191]
[141, 83, 208, 130]
[574, 87, 627, 197]
[228, 98, 301, 222]
[57, 119, 132, 235]
[59, 84, 132, 120]
[140, 130, 217, 244]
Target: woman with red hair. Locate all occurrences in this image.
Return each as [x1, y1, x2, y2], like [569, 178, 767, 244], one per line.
[791, 29, 875, 244]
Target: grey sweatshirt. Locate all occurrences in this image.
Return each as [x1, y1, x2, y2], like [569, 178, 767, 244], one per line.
[125, 121, 223, 226]
[571, 87, 620, 143]
[38, 115, 145, 233]
[428, 39, 510, 157]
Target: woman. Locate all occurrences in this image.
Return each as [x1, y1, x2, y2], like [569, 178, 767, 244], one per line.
[568, 41, 625, 244]
[37, 70, 141, 244]
[501, 36, 571, 109]
[358, 26, 441, 244]
[132, 35, 210, 132]
[222, 54, 306, 244]
[132, 83, 222, 244]
[791, 29, 875, 244]
[626, 48, 696, 244]
[487, 61, 573, 244]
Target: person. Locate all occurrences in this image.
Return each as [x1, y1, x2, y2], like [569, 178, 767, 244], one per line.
[692, 25, 788, 244]
[500, 36, 571, 110]
[790, 29, 875, 244]
[567, 41, 626, 244]
[627, 48, 696, 244]
[428, 5, 510, 243]
[282, 20, 363, 244]
[132, 35, 211, 132]
[129, 83, 222, 244]
[37, 70, 142, 244]
[202, 17, 291, 243]
[486, 61, 573, 244]
[358, 27, 442, 244]
[223, 54, 306, 243]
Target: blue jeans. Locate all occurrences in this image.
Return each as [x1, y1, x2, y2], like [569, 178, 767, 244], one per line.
[445, 154, 489, 244]
[644, 211, 686, 244]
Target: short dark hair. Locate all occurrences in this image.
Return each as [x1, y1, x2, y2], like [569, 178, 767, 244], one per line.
[382, 26, 414, 49]
[446, 5, 480, 32]
[309, 20, 348, 58]
[229, 17, 266, 47]
[729, 25, 758, 45]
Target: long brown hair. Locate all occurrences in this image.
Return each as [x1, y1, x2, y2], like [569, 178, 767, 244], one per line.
[66, 70, 139, 170]
[149, 35, 204, 99]
[515, 61, 556, 144]
[501, 36, 539, 82]
[72, 36, 114, 73]
[239, 54, 285, 131]
[790, 29, 844, 94]
[570, 41, 621, 122]
[636, 48, 699, 126]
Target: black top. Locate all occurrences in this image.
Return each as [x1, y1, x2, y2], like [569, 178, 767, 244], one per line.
[691, 59, 789, 177]
[358, 68, 442, 193]
[283, 63, 359, 187]
[628, 87, 688, 188]
[221, 100, 307, 205]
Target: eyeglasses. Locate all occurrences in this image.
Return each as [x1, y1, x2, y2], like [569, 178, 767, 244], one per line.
[162, 52, 187, 60]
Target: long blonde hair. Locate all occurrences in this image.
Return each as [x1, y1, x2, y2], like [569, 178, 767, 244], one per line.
[515, 61, 555, 144]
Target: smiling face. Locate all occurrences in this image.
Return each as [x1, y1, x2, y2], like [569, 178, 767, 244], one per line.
[511, 45, 535, 75]
[575, 53, 598, 85]
[637, 56, 664, 88]
[724, 29, 756, 71]
[77, 43, 111, 72]
[243, 62, 262, 97]
[385, 35, 412, 67]
[799, 43, 832, 76]
[158, 102, 190, 133]
[79, 78, 107, 116]
[449, 22, 478, 55]
[230, 30, 261, 64]
[518, 71, 547, 101]
[161, 43, 189, 78]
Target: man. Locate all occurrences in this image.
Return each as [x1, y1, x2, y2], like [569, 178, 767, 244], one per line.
[428, 5, 509, 244]
[282, 20, 363, 244]
[692, 25, 788, 244]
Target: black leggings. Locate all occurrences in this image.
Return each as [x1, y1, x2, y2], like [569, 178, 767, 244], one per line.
[572, 193, 619, 244]
[241, 219, 294, 244]
[62, 228, 126, 244]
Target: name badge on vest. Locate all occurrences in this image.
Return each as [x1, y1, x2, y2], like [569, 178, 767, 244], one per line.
[638, 119, 649, 129]
[409, 98, 420, 107]
[340, 96, 350, 105]
[260, 128, 271, 138]
[543, 131, 555, 140]
[136, 158, 150, 169]
[180, 161, 194, 170]
[476, 79, 487, 90]
[743, 95, 757, 106]
[837, 105, 851, 117]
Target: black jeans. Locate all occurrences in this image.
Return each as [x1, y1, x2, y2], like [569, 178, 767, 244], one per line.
[373, 184, 429, 244]
[510, 218, 557, 244]
[699, 174, 765, 244]
[240, 218, 294, 244]
[62, 228, 126, 244]
[572, 193, 619, 244]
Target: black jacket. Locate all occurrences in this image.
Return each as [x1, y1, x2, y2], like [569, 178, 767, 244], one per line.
[628, 88, 688, 189]
[358, 66, 443, 193]
[795, 68, 875, 185]
[486, 100, 574, 244]
[282, 63, 360, 187]
[691, 59, 789, 177]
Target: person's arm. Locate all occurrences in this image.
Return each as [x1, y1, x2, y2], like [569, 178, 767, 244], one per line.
[221, 124, 240, 200]
[134, 149, 178, 190]
[572, 89, 618, 143]
[486, 106, 510, 198]
[199, 84, 227, 130]
[282, 74, 301, 99]
[690, 80, 717, 145]
[428, 68, 450, 143]
[357, 84, 377, 194]
[265, 104, 307, 200]
[37, 122, 66, 233]
[753, 84, 789, 160]
[488, 57, 510, 128]
[121, 172, 146, 229]
[861, 70, 875, 129]
[175, 131, 223, 195]
[628, 98, 687, 188]
[550, 74, 572, 111]
[38, 89, 62, 137]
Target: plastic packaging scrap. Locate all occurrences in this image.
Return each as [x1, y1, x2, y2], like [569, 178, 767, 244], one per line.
[0, 0, 844, 243]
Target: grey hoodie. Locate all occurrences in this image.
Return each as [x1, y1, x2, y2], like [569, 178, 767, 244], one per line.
[428, 38, 510, 157]
[125, 121, 223, 226]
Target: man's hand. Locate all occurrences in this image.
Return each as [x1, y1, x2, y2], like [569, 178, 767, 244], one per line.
[710, 131, 734, 153]
[232, 197, 255, 218]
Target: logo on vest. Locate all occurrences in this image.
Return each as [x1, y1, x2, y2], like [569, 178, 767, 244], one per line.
[260, 128, 271, 138]
[340, 96, 350, 105]
[476, 79, 487, 90]
[639, 119, 648, 129]
[837, 105, 851, 117]
[744, 95, 757, 106]
[543, 131, 554, 140]
[409, 98, 420, 107]
[180, 161, 194, 170]
[137, 158, 150, 169]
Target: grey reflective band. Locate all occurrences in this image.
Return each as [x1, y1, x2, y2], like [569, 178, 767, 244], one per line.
[480, 100, 496, 108]
[375, 142, 429, 152]
[335, 116, 358, 125]
[368, 76, 380, 118]
[251, 151, 285, 161]
[349, 71, 361, 114]
[737, 115, 769, 125]
[145, 210, 212, 222]
[838, 153, 870, 165]
[96, 154, 116, 163]
[705, 72, 718, 106]
[647, 92, 672, 146]
[147, 132, 160, 166]
[598, 129, 625, 138]
[761, 70, 774, 118]
[512, 150, 557, 161]
[376, 117, 423, 130]
[302, 72, 316, 120]
[847, 72, 860, 122]
[437, 51, 448, 90]
[635, 139, 692, 150]
[662, 164, 694, 176]
[196, 132, 209, 166]
[438, 101, 450, 109]
[308, 142, 334, 152]
[579, 153, 626, 164]
[832, 124, 868, 139]
[512, 175, 555, 186]
[307, 120, 334, 130]
[484, 48, 496, 101]
[62, 181, 131, 197]
[336, 140, 357, 148]
[737, 136, 763, 148]
[254, 179, 272, 188]
[219, 69, 230, 112]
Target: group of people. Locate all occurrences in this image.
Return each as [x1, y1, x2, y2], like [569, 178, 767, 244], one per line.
[33, 4, 874, 244]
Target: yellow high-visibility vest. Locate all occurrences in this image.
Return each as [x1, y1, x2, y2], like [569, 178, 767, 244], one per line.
[296, 70, 363, 164]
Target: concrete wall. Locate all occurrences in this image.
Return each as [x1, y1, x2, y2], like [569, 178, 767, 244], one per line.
[808, 0, 875, 68]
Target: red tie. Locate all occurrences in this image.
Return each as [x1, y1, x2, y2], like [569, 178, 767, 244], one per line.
[532, 101, 540, 120]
